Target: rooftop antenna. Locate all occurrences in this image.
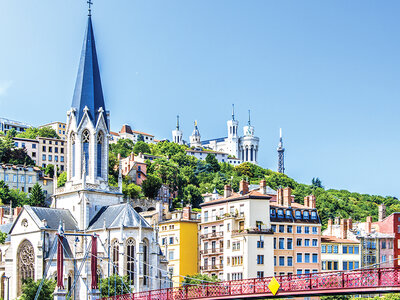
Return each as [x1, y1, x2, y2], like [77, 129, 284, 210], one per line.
[277, 128, 285, 174]
[232, 104, 235, 121]
[176, 115, 180, 130]
[87, 0, 93, 16]
[248, 110, 251, 126]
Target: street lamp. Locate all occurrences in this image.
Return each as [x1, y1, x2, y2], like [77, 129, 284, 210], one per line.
[2, 275, 9, 300]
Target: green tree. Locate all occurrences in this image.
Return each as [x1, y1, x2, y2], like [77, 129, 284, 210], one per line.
[27, 183, 46, 207]
[265, 173, 297, 190]
[44, 164, 54, 178]
[133, 141, 150, 155]
[57, 172, 67, 187]
[0, 180, 11, 205]
[38, 127, 59, 138]
[0, 231, 7, 244]
[183, 184, 203, 208]
[142, 174, 162, 199]
[20, 278, 56, 300]
[123, 183, 142, 199]
[205, 154, 220, 172]
[16, 127, 40, 139]
[10, 189, 29, 207]
[109, 139, 134, 158]
[312, 177, 324, 189]
[137, 134, 144, 142]
[6, 128, 17, 138]
[99, 275, 132, 297]
[182, 273, 219, 285]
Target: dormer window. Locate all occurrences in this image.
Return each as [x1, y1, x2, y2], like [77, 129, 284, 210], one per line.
[295, 210, 301, 219]
[270, 209, 276, 218]
[303, 211, 310, 220]
[286, 209, 292, 219]
[311, 211, 317, 220]
[277, 209, 284, 218]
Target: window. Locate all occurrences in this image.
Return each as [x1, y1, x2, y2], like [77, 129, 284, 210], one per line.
[49, 146, 52, 153]
[327, 245, 332, 253]
[97, 132, 104, 177]
[295, 210, 301, 219]
[312, 227, 318, 234]
[297, 239, 302, 247]
[4, 175, 8, 182]
[311, 211, 317, 220]
[277, 209, 284, 218]
[287, 257, 293, 266]
[287, 225, 293, 233]
[304, 239, 310, 247]
[279, 256, 285, 266]
[343, 246, 348, 254]
[297, 269, 302, 275]
[349, 261, 354, 270]
[274, 256, 276, 266]
[48, 155, 52, 161]
[257, 271, 264, 278]
[274, 238, 276, 249]
[297, 226, 302, 234]
[382, 241, 386, 249]
[286, 209, 292, 219]
[126, 238, 135, 282]
[82, 130, 90, 175]
[270, 209, 276, 218]
[112, 240, 119, 275]
[21, 176, 25, 183]
[279, 225, 284, 233]
[382, 255, 387, 263]
[42, 146, 46, 151]
[257, 255, 264, 264]
[169, 237, 174, 245]
[28, 176, 32, 183]
[287, 238, 293, 250]
[354, 246, 359, 254]
[303, 211, 309, 220]
[55, 156, 58, 162]
[297, 253, 302, 263]
[14, 142, 18, 147]
[304, 226, 310, 234]
[169, 250, 174, 260]
[257, 239, 264, 248]
[272, 225, 276, 233]
[333, 245, 338, 253]
[355, 262, 359, 269]
[162, 238, 166, 245]
[312, 254, 318, 263]
[13, 175, 17, 182]
[304, 269, 310, 274]
[349, 246, 354, 254]
[322, 245, 326, 253]
[32, 144, 36, 149]
[334, 261, 338, 270]
[312, 239, 318, 247]
[42, 154, 46, 161]
[322, 261, 326, 270]
[204, 211, 208, 222]
[55, 147, 58, 153]
[279, 238, 284, 249]
[304, 253, 310, 263]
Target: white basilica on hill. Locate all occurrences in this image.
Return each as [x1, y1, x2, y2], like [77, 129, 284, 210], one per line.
[172, 107, 260, 164]
[0, 13, 168, 300]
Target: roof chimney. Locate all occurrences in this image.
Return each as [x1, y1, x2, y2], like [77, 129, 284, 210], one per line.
[259, 179, 267, 195]
[239, 180, 249, 195]
[277, 188, 284, 206]
[283, 187, 292, 207]
[366, 216, 372, 234]
[327, 219, 333, 236]
[379, 204, 386, 222]
[182, 206, 191, 220]
[334, 217, 340, 225]
[224, 185, 232, 198]
[130, 152, 135, 161]
[304, 196, 309, 208]
[340, 219, 348, 239]
[347, 218, 353, 231]
[308, 195, 316, 209]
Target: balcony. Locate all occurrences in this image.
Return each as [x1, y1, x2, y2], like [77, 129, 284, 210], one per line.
[200, 264, 223, 271]
[200, 248, 223, 255]
[231, 227, 273, 236]
[200, 231, 224, 239]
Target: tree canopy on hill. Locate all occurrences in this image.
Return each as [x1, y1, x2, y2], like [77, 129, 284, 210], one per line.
[107, 140, 399, 225]
[0, 134, 35, 165]
[16, 127, 60, 139]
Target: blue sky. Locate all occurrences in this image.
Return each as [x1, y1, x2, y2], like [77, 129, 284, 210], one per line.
[1, 1, 399, 198]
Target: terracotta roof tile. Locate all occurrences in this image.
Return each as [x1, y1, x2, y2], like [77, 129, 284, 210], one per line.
[321, 236, 359, 244]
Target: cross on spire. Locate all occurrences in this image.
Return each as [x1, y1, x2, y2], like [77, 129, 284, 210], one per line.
[87, 0, 93, 16]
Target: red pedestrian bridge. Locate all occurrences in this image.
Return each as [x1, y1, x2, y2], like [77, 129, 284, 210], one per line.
[101, 267, 400, 299]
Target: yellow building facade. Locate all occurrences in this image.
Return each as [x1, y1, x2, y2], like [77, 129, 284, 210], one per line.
[159, 207, 199, 287]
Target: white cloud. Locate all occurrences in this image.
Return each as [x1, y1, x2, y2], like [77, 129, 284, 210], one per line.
[0, 80, 13, 96]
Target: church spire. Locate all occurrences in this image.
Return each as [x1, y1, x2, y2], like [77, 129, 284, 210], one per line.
[248, 110, 251, 125]
[232, 104, 235, 121]
[71, 13, 108, 129]
[176, 115, 180, 130]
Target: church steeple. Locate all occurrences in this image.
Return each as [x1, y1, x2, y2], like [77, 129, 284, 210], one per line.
[71, 15, 108, 129]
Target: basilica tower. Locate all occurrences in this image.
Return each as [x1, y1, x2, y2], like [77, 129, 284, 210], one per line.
[226, 104, 239, 158]
[239, 110, 259, 164]
[190, 121, 202, 148]
[172, 115, 183, 145]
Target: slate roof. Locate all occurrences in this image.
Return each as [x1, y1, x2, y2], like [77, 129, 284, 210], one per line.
[0, 223, 12, 242]
[71, 15, 108, 128]
[24, 206, 79, 231]
[88, 203, 150, 230]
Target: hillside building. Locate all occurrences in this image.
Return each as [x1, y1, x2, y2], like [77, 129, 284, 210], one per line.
[39, 121, 67, 140]
[0, 117, 31, 135]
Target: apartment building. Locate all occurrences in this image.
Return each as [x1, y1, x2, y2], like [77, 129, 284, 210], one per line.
[185, 149, 241, 166]
[37, 137, 66, 171]
[13, 137, 39, 165]
[269, 188, 322, 276]
[0, 118, 31, 135]
[39, 122, 67, 139]
[199, 180, 274, 281]
[117, 124, 156, 144]
[120, 153, 148, 186]
[158, 206, 200, 287]
[0, 164, 53, 198]
[321, 235, 360, 271]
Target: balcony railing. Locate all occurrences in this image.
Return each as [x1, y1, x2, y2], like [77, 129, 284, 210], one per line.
[200, 248, 223, 255]
[231, 227, 273, 236]
[200, 232, 224, 239]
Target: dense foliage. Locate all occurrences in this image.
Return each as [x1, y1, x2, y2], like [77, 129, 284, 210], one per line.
[99, 275, 132, 297]
[16, 126, 60, 139]
[20, 278, 56, 300]
[0, 132, 34, 166]
[182, 273, 219, 285]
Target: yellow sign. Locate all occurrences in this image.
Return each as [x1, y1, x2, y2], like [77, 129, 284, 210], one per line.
[268, 277, 280, 296]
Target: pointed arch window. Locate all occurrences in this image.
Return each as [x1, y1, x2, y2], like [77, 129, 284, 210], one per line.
[126, 238, 135, 282]
[112, 240, 119, 275]
[143, 239, 149, 286]
[97, 132, 104, 177]
[18, 240, 35, 293]
[82, 130, 90, 175]
[71, 133, 76, 177]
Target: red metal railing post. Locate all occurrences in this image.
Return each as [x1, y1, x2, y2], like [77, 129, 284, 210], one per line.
[253, 278, 256, 294]
[309, 273, 312, 290]
[229, 280, 231, 295]
[378, 267, 381, 287]
[342, 272, 345, 288]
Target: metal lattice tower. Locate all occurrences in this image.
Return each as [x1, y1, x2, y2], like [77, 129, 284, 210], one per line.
[277, 128, 285, 173]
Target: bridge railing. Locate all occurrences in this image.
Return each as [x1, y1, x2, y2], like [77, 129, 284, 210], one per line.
[100, 267, 400, 300]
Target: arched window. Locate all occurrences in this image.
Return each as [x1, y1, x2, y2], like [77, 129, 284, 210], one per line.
[143, 239, 149, 286]
[277, 209, 284, 218]
[18, 240, 35, 293]
[112, 240, 119, 275]
[295, 210, 302, 219]
[97, 132, 104, 177]
[82, 130, 90, 175]
[71, 133, 76, 177]
[311, 211, 317, 220]
[126, 238, 135, 282]
[303, 210, 310, 220]
[286, 209, 292, 219]
[270, 209, 276, 218]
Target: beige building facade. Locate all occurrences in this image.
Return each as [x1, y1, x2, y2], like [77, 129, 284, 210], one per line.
[39, 122, 67, 140]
